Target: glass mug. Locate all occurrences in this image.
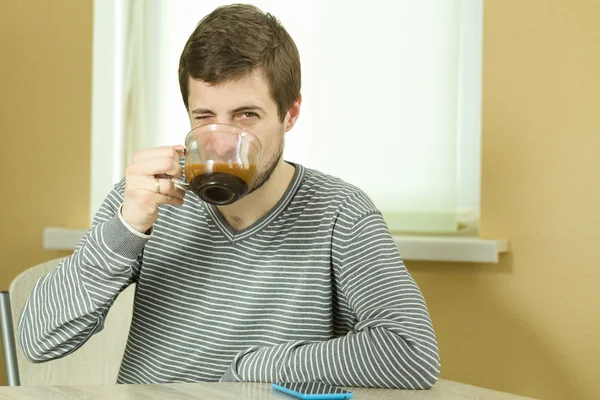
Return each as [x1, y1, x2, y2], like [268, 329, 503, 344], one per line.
[168, 123, 262, 205]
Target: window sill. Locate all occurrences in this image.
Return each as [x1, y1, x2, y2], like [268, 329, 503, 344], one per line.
[393, 235, 508, 263]
[43, 227, 508, 264]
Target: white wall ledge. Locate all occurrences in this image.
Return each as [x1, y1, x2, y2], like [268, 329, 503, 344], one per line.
[44, 228, 88, 251]
[394, 235, 508, 263]
[44, 227, 508, 264]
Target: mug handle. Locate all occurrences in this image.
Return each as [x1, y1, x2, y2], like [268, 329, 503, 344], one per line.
[164, 148, 190, 191]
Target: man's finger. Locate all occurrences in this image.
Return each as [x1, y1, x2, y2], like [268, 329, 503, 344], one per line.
[127, 157, 183, 177]
[131, 146, 183, 163]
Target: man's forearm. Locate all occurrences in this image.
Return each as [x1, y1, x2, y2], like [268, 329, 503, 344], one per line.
[18, 212, 146, 363]
[223, 323, 440, 389]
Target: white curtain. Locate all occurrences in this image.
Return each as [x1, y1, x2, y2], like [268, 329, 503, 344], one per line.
[96, 0, 482, 233]
[123, 0, 149, 164]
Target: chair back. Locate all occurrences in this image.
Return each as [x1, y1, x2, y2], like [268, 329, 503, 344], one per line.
[6, 257, 135, 386]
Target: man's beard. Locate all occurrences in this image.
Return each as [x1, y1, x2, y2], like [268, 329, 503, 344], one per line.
[249, 132, 284, 194]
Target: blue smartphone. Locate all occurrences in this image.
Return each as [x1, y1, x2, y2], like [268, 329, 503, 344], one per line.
[271, 382, 354, 399]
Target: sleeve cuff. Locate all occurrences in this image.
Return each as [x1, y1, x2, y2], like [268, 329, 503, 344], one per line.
[118, 204, 154, 238]
[97, 212, 150, 260]
[220, 346, 259, 382]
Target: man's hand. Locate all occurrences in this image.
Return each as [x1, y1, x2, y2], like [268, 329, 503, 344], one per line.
[121, 146, 186, 233]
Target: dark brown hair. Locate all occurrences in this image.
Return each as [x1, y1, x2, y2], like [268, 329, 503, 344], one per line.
[178, 4, 301, 121]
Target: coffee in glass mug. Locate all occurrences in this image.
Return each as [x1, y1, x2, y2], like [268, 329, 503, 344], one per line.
[168, 123, 261, 205]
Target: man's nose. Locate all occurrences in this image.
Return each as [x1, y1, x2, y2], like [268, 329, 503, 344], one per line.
[206, 134, 238, 157]
[214, 116, 235, 125]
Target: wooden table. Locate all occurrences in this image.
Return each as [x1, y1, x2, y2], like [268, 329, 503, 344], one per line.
[0, 379, 533, 399]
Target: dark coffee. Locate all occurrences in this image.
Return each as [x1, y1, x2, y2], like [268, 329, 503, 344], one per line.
[190, 173, 248, 205]
[185, 163, 257, 205]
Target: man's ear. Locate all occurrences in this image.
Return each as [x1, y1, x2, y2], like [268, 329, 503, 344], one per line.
[284, 95, 302, 132]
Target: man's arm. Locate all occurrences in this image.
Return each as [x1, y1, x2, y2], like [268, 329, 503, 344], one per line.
[18, 146, 184, 362]
[221, 210, 440, 389]
[18, 181, 149, 362]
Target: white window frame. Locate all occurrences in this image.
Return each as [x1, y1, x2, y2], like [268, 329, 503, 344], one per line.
[90, 0, 128, 218]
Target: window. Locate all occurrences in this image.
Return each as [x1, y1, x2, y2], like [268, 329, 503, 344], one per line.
[91, 0, 483, 233]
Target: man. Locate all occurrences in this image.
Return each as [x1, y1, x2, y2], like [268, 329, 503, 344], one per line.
[19, 4, 440, 389]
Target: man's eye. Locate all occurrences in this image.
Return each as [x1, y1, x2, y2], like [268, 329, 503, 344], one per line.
[240, 112, 259, 119]
[195, 116, 210, 120]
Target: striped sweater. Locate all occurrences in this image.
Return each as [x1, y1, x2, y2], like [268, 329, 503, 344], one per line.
[18, 163, 440, 388]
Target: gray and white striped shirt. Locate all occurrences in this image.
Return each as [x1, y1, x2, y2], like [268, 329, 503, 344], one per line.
[18, 163, 440, 388]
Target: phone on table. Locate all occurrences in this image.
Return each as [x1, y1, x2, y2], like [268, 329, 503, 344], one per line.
[271, 382, 354, 399]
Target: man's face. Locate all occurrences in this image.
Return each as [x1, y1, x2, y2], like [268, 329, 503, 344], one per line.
[187, 71, 299, 192]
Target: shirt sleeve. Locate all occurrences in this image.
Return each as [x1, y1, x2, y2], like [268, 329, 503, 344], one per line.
[221, 206, 441, 389]
[18, 180, 149, 362]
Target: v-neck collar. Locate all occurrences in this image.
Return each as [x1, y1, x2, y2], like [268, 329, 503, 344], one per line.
[203, 162, 305, 242]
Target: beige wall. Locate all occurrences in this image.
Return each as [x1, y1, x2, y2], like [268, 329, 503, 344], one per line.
[0, 0, 93, 386]
[0, 0, 598, 398]
[410, 1, 600, 399]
